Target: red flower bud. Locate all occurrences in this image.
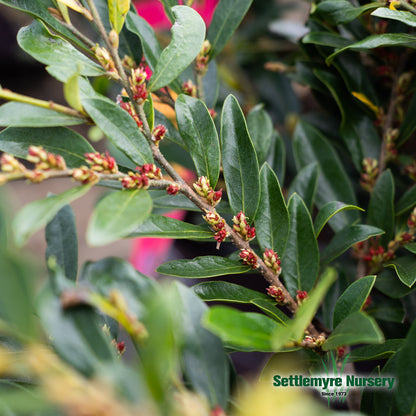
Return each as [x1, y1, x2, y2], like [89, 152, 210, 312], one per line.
[239, 249, 258, 269]
[167, 183, 180, 195]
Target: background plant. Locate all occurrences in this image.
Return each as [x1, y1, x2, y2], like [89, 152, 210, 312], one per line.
[0, 0, 415, 415]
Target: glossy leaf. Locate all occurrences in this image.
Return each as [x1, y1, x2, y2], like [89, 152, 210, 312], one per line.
[157, 256, 251, 278]
[333, 275, 376, 328]
[87, 189, 153, 246]
[293, 120, 358, 231]
[207, 0, 253, 59]
[175, 95, 220, 187]
[108, 0, 130, 33]
[375, 268, 416, 298]
[321, 224, 384, 264]
[221, 95, 260, 219]
[404, 242, 416, 254]
[0, 127, 94, 168]
[348, 339, 404, 362]
[129, 215, 213, 240]
[0, 102, 84, 127]
[288, 162, 319, 212]
[396, 185, 416, 216]
[45, 204, 78, 282]
[372, 7, 416, 27]
[173, 282, 229, 408]
[302, 31, 353, 48]
[13, 185, 91, 247]
[147, 6, 205, 91]
[386, 256, 416, 287]
[82, 97, 153, 165]
[255, 163, 289, 256]
[367, 170, 395, 246]
[323, 312, 384, 351]
[203, 306, 281, 352]
[281, 194, 319, 296]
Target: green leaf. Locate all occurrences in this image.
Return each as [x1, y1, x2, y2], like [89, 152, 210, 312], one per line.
[221, 95, 260, 219]
[147, 6, 205, 91]
[128, 214, 213, 240]
[0, 102, 84, 127]
[367, 170, 395, 246]
[396, 185, 416, 216]
[398, 94, 416, 146]
[372, 7, 416, 27]
[255, 163, 289, 256]
[375, 268, 416, 298]
[281, 194, 319, 296]
[272, 267, 337, 351]
[293, 120, 358, 231]
[87, 189, 153, 246]
[13, 185, 91, 247]
[321, 224, 384, 264]
[0, 126, 94, 168]
[302, 31, 353, 48]
[82, 97, 153, 165]
[269, 131, 286, 185]
[143, 92, 154, 131]
[108, 0, 130, 33]
[348, 339, 404, 362]
[207, 0, 253, 59]
[45, 204, 78, 282]
[288, 162, 319, 212]
[404, 242, 416, 254]
[386, 256, 416, 287]
[159, 0, 178, 23]
[326, 33, 416, 65]
[17, 21, 105, 82]
[173, 282, 229, 408]
[247, 104, 274, 164]
[175, 95, 220, 187]
[314, 201, 364, 238]
[203, 306, 281, 352]
[323, 311, 384, 351]
[64, 72, 83, 112]
[333, 275, 376, 329]
[157, 256, 251, 278]
[154, 110, 187, 149]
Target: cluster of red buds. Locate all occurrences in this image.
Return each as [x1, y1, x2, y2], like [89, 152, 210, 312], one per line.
[111, 339, 126, 356]
[166, 183, 180, 195]
[337, 346, 346, 360]
[0, 153, 26, 174]
[129, 66, 148, 103]
[193, 176, 222, 206]
[296, 290, 308, 305]
[232, 211, 256, 241]
[203, 211, 229, 246]
[152, 124, 167, 146]
[301, 334, 326, 349]
[385, 128, 399, 161]
[120, 164, 162, 190]
[360, 158, 379, 192]
[72, 167, 99, 185]
[182, 79, 197, 97]
[27, 146, 67, 171]
[93, 45, 119, 79]
[117, 93, 143, 129]
[196, 40, 211, 75]
[239, 249, 258, 269]
[266, 285, 285, 303]
[84, 151, 118, 173]
[263, 248, 281, 275]
[137, 163, 162, 180]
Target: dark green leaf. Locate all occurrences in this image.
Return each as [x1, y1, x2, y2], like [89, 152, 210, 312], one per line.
[175, 95, 220, 187]
[368, 170, 395, 246]
[321, 224, 384, 264]
[367, 295, 404, 323]
[398, 94, 416, 146]
[203, 306, 280, 352]
[82, 97, 153, 165]
[333, 275, 376, 328]
[404, 242, 416, 254]
[282, 194, 319, 296]
[250, 299, 289, 325]
[288, 162, 319, 212]
[372, 7, 416, 27]
[159, 0, 178, 22]
[221, 95, 260, 219]
[45, 204, 78, 282]
[256, 163, 289, 256]
[396, 185, 416, 216]
[202, 61, 219, 109]
[207, 0, 253, 59]
[151, 192, 200, 211]
[0, 126, 94, 168]
[348, 339, 404, 362]
[148, 6, 205, 91]
[302, 32, 353, 48]
[87, 189, 153, 246]
[268, 131, 286, 185]
[323, 311, 384, 351]
[157, 256, 251, 278]
[13, 185, 91, 247]
[386, 256, 416, 287]
[375, 268, 416, 298]
[293, 120, 358, 231]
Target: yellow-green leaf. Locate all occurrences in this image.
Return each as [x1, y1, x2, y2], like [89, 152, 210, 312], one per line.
[108, 0, 131, 34]
[64, 72, 83, 112]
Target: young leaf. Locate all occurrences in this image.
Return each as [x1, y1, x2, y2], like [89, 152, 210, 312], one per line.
[13, 185, 91, 247]
[175, 95, 220, 187]
[87, 189, 153, 246]
[385, 256, 416, 288]
[207, 0, 254, 59]
[281, 194, 319, 296]
[322, 311, 384, 350]
[0, 127, 94, 168]
[221, 95, 260, 219]
[256, 163, 289, 256]
[147, 6, 205, 91]
[157, 256, 251, 278]
[333, 275, 376, 328]
[64, 72, 83, 112]
[108, 0, 130, 33]
[82, 97, 153, 165]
